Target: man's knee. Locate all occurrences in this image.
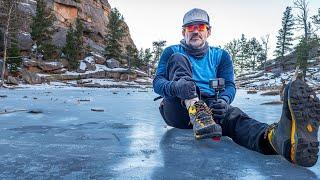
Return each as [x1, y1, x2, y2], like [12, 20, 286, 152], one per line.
[159, 98, 192, 129]
[166, 53, 193, 82]
[167, 53, 192, 69]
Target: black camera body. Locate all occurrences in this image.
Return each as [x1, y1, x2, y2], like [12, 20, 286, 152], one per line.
[209, 78, 225, 100]
[209, 78, 225, 91]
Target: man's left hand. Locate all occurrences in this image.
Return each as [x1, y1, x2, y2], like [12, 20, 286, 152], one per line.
[209, 98, 229, 121]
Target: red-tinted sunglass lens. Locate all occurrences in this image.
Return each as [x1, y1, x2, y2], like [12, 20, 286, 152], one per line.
[198, 24, 207, 31]
[186, 25, 195, 32]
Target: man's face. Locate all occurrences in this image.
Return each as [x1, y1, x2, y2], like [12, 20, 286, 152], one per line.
[182, 23, 211, 49]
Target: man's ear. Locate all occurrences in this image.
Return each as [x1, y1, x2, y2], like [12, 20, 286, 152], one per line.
[207, 28, 211, 37]
[182, 28, 186, 37]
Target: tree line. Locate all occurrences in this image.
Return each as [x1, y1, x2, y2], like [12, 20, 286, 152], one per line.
[224, 0, 320, 76]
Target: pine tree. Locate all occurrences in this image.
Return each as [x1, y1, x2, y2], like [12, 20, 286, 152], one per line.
[261, 34, 270, 71]
[105, 8, 126, 61]
[151, 40, 166, 74]
[144, 48, 153, 66]
[30, 0, 56, 60]
[74, 19, 84, 60]
[224, 39, 240, 74]
[62, 19, 84, 70]
[247, 37, 263, 70]
[63, 27, 77, 70]
[125, 45, 139, 69]
[296, 39, 309, 77]
[238, 34, 250, 72]
[137, 48, 145, 65]
[274, 7, 295, 71]
[7, 40, 21, 73]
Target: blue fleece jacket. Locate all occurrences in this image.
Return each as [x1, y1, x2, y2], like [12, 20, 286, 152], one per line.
[153, 44, 236, 104]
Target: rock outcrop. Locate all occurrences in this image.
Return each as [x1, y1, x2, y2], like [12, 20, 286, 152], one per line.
[16, 0, 136, 64]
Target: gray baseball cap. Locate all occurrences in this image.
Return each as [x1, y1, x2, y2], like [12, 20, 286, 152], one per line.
[183, 8, 210, 27]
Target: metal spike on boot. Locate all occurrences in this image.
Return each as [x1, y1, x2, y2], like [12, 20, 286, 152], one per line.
[188, 100, 222, 140]
[266, 78, 320, 167]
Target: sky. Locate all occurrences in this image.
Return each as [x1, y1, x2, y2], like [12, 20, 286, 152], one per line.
[108, 0, 320, 59]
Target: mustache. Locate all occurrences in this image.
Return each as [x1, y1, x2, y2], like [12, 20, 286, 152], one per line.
[191, 34, 202, 40]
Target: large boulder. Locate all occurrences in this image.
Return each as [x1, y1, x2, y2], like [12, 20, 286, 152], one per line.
[23, 58, 38, 67]
[92, 52, 106, 65]
[83, 56, 96, 71]
[7, 76, 19, 85]
[77, 61, 87, 73]
[17, 32, 33, 51]
[37, 61, 64, 72]
[21, 69, 44, 84]
[0, 60, 8, 78]
[106, 58, 120, 69]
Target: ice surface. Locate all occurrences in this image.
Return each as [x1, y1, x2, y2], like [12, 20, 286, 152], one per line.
[0, 88, 319, 179]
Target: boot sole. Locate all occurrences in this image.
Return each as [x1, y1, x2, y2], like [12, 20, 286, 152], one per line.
[288, 79, 320, 167]
[195, 132, 222, 140]
[195, 124, 222, 140]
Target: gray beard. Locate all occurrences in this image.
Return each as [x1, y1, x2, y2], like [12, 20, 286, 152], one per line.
[186, 39, 206, 49]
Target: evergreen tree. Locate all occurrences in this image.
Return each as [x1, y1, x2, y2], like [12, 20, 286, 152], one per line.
[7, 40, 21, 73]
[224, 39, 240, 74]
[151, 40, 166, 75]
[63, 27, 77, 70]
[30, 0, 56, 60]
[125, 45, 139, 69]
[261, 34, 270, 71]
[137, 48, 145, 65]
[144, 48, 153, 66]
[274, 6, 295, 70]
[74, 18, 84, 60]
[105, 8, 126, 61]
[247, 37, 263, 70]
[296, 39, 309, 77]
[238, 34, 250, 72]
[224, 39, 240, 62]
[62, 19, 84, 70]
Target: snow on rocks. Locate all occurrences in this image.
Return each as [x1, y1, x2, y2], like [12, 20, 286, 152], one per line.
[236, 66, 320, 93]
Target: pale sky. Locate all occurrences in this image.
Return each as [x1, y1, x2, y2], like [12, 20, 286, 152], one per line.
[108, 0, 320, 59]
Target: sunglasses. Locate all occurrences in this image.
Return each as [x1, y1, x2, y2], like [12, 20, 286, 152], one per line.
[184, 24, 208, 32]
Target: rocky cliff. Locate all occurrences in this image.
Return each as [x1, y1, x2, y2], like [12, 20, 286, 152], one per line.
[17, 0, 135, 62]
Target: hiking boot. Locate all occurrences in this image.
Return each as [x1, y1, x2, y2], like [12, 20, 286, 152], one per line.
[188, 100, 222, 140]
[266, 78, 320, 167]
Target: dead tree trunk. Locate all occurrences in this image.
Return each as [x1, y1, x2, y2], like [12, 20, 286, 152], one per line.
[0, 4, 13, 88]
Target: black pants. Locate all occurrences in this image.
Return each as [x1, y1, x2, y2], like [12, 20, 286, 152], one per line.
[159, 53, 275, 155]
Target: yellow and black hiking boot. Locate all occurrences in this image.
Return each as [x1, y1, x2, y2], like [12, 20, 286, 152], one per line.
[188, 100, 222, 140]
[266, 78, 320, 167]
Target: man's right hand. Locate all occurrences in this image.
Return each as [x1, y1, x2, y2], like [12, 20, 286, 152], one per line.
[171, 78, 197, 100]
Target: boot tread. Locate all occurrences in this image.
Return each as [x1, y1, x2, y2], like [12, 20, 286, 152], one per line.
[289, 79, 320, 167]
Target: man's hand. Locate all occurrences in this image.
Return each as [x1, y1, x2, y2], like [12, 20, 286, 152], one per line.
[171, 78, 197, 100]
[209, 98, 229, 121]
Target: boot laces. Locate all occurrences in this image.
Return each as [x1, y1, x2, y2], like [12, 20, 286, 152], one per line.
[194, 101, 214, 125]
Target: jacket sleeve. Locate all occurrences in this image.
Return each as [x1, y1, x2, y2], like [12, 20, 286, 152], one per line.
[153, 47, 175, 97]
[217, 50, 236, 104]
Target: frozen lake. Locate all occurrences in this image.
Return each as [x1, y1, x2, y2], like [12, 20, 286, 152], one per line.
[0, 88, 319, 179]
